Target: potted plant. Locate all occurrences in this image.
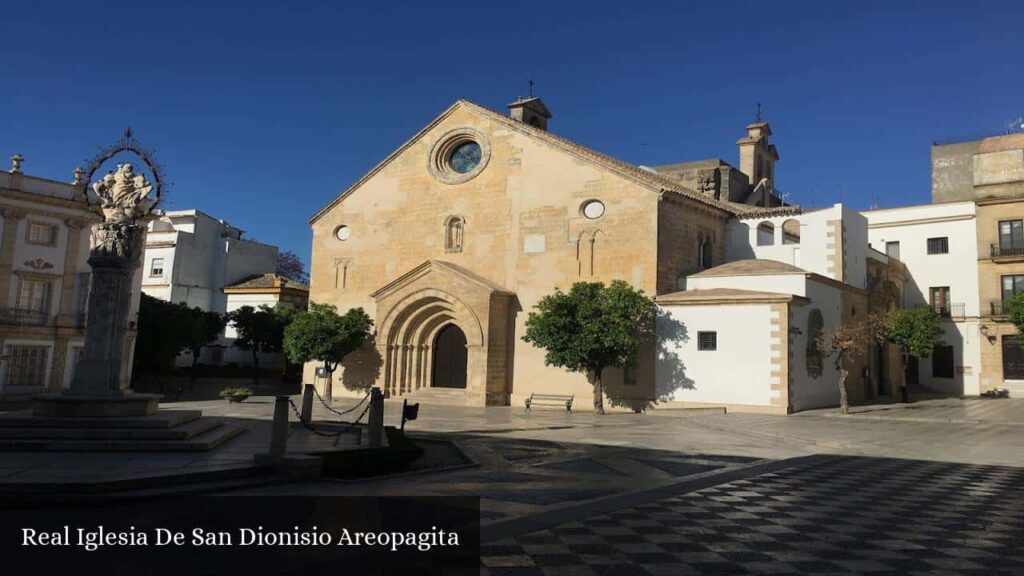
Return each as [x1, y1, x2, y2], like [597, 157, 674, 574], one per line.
[219, 386, 252, 403]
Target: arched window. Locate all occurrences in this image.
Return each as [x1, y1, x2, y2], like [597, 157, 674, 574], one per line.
[698, 235, 713, 269]
[782, 219, 801, 245]
[757, 221, 775, 246]
[806, 309, 824, 378]
[444, 216, 465, 253]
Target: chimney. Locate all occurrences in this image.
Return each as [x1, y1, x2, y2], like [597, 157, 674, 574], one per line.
[736, 122, 778, 188]
[507, 97, 552, 131]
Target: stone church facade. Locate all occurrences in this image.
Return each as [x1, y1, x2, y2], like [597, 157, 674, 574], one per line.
[307, 97, 784, 407]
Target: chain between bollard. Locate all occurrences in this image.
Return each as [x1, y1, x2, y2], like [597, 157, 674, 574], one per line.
[287, 398, 371, 446]
[312, 387, 371, 417]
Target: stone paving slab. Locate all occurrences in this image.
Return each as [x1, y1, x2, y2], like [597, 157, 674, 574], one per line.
[481, 454, 1024, 575]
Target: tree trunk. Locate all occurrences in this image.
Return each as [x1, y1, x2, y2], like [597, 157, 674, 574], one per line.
[252, 349, 260, 388]
[592, 369, 605, 415]
[900, 349, 910, 403]
[324, 362, 333, 401]
[838, 367, 850, 414]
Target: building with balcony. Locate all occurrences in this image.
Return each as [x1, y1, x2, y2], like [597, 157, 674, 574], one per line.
[0, 155, 125, 400]
[142, 209, 279, 366]
[864, 201, 981, 396]
[932, 132, 1024, 396]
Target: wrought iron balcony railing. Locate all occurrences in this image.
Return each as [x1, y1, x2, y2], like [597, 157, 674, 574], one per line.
[0, 307, 50, 326]
[991, 302, 1006, 316]
[930, 303, 966, 318]
[991, 243, 1024, 258]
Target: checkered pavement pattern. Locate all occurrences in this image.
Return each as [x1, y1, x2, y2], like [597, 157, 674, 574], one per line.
[481, 455, 1024, 575]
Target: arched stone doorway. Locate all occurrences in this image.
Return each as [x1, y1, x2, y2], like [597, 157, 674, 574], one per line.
[432, 324, 467, 388]
[369, 260, 515, 406]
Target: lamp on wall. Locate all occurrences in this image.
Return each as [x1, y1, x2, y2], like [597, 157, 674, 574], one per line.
[980, 325, 997, 344]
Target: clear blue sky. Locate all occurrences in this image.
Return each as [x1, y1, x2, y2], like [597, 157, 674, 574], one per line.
[3, 1, 1022, 267]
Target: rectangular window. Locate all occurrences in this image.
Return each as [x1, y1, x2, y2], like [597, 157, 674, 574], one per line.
[17, 279, 50, 313]
[25, 222, 57, 246]
[885, 241, 900, 259]
[697, 331, 717, 351]
[999, 220, 1024, 254]
[932, 344, 954, 379]
[929, 287, 950, 317]
[150, 258, 164, 277]
[926, 237, 948, 255]
[1002, 275, 1024, 303]
[5, 345, 49, 390]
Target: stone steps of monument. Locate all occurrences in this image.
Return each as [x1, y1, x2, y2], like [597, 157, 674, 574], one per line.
[398, 387, 467, 406]
[0, 463, 282, 497]
[0, 416, 224, 440]
[1004, 381, 1024, 398]
[0, 410, 203, 429]
[0, 422, 247, 452]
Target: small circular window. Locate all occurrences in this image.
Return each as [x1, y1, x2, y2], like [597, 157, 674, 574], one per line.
[335, 225, 351, 241]
[428, 128, 491, 185]
[582, 200, 605, 220]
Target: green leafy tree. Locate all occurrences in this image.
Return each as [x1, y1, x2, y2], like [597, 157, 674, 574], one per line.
[1006, 292, 1024, 335]
[185, 308, 226, 388]
[523, 280, 656, 414]
[888, 307, 944, 402]
[134, 294, 192, 388]
[283, 304, 374, 398]
[226, 305, 294, 386]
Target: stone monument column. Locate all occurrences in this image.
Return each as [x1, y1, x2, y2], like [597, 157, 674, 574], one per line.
[68, 222, 146, 395]
[33, 163, 160, 418]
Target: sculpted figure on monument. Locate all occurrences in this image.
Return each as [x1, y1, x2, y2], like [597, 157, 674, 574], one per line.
[88, 163, 156, 224]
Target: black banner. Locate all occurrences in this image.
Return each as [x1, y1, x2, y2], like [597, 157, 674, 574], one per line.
[0, 496, 480, 576]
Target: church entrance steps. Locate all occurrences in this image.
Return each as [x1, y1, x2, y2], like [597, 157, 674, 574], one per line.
[398, 387, 468, 406]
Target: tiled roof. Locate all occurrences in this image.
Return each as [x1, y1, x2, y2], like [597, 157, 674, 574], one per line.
[657, 287, 805, 304]
[311, 99, 745, 223]
[689, 259, 808, 278]
[225, 273, 309, 291]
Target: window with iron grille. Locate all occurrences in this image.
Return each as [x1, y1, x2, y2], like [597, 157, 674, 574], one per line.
[26, 222, 57, 246]
[1000, 220, 1024, 253]
[929, 286, 950, 317]
[697, 331, 717, 351]
[926, 237, 948, 255]
[150, 258, 164, 277]
[17, 279, 50, 313]
[5, 345, 49, 390]
[1002, 275, 1024, 303]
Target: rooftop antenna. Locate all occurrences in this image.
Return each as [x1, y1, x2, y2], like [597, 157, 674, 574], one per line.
[528, 79, 534, 98]
[755, 102, 764, 123]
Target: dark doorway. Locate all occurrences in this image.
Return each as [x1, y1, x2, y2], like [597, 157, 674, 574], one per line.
[907, 356, 920, 386]
[432, 324, 467, 389]
[1002, 336, 1024, 380]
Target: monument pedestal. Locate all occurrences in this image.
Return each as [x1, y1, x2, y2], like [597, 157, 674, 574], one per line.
[32, 393, 161, 418]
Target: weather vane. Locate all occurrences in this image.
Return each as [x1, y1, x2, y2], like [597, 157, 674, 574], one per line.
[755, 102, 764, 123]
[528, 79, 534, 98]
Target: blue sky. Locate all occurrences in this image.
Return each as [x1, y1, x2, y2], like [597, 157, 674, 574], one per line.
[3, 0, 1022, 266]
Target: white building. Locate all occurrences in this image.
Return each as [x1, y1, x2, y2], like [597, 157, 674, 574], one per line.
[656, 203, 903, 414]
[222, 273, 309, 366]
[0, 156, 142, 399]
[142, 209, 279, 365]
[864, 201, 981, 395]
